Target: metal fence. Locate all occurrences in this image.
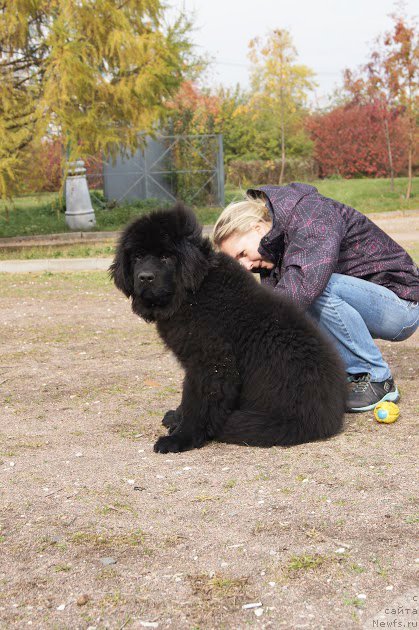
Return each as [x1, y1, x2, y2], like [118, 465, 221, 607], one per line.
[86, 133, 224, 207]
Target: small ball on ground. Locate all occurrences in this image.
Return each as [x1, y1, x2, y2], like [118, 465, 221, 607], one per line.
[374, 401, 400, 424]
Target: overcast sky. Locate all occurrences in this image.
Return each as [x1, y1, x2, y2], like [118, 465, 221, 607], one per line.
[169, 0, 417, 106]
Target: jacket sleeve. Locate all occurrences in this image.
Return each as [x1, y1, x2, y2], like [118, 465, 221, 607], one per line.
[273, 198, 346, 310]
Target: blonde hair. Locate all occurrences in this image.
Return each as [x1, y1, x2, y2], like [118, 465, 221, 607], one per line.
[212, 194, 272, 248]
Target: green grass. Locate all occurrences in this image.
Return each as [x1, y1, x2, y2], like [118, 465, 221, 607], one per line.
[306, 177, 418, 214]
[227, 177, 418, 214]
[0, 242, 116, 260]
[286, 553, 326, 573]
[1, 177, 417, 239]
[343, 595, 366, 609]
[0, 192, 170, 238]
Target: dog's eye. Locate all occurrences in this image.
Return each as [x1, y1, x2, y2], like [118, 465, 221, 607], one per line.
[135, 256, 142, 262]
[160, 255, 169, 262]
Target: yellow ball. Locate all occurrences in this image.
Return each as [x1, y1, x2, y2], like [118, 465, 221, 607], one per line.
[374, 401, 400, 424]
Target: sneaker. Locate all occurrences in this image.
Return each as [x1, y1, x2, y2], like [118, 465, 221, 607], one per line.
[346, 373, 400, 413]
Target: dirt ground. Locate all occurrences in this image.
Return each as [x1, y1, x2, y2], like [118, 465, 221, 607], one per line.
[0, 267, 418, 629]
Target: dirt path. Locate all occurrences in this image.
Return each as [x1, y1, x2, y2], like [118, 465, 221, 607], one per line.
[370, 212, 419, 249]
[0, 272, 417, 629]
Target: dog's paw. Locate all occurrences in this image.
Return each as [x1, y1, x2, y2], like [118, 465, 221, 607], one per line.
[162, 409, 179, 432]
[153, 433, 205, 453]
[153, 434, 184, 454]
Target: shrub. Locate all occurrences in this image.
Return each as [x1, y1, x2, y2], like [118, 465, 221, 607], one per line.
[227, 157, 319, 187]
[306, 103, 410, 178]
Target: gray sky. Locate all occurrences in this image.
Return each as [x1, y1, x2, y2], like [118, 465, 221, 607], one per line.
[169, 0, 417, 106]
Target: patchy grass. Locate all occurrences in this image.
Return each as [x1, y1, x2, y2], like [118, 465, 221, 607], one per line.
[97, 502, 138, 517]
[53, 564, 72, 573]
[285, 553, 328, 575]
[70, 529, 149, 549]
[192, 495, 220, 503]
[110, 423, 144, 441]
[349, 563, 366, 574]
[188, 573, 251, 611]
[0, 270, 112, 298]
[0, 242, 116, 260]
[343, 595, 366, 609]
[372, 557, 391, 578]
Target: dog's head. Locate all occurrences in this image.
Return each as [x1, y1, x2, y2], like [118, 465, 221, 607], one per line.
[109, 203, 213, 321]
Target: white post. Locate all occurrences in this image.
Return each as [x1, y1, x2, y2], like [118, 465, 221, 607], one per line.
[65, 160, 96, 231]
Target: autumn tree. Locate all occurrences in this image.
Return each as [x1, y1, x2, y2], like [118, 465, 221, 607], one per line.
[306, 102, 408, 178]
[382, 11, 418, 199]
[343, 65, 400, 190]
[161, 80, 221, 204]
[0, 0, 193, 199]
[211, 85, 260, 162]
[166, 81, 220, 136]
[248, 29, 316, 184]
[342, 9, 418, 197]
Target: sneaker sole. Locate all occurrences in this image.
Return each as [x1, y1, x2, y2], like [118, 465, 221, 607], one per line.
[347, 389, 400, 413]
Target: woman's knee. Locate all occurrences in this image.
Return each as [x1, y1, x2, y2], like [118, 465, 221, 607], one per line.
[391, 320, 419, 342]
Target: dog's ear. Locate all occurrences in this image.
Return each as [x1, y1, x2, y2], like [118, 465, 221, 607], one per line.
[178, 236, 213, 292]
[171, 203, 203, 243]
[109, 246, 133, 297]
[166, 204, 211, 291]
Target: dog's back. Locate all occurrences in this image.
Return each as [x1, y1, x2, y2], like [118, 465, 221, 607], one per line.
[195, 252, 347, 445]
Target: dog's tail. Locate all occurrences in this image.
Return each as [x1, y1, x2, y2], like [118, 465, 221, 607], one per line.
[216, 408, 343, 447]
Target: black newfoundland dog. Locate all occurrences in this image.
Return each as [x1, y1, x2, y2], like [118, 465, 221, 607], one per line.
[110, 204, 346, 454]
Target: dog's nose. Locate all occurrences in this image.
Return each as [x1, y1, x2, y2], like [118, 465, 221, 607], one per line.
[138, 271, 155, 283]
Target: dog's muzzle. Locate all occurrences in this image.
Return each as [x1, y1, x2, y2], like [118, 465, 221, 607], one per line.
[136, 285, 173, 307]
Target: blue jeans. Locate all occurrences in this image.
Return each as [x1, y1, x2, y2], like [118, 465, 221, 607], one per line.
[308, 274, 419, 382]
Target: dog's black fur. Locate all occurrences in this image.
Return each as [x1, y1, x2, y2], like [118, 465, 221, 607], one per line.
[110, 204, 347, 453]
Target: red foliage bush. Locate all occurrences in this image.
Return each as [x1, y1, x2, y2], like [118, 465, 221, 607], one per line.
[166, 81, 220, 135]
[306, 103, 409, 178]
[84, 154, 104, 190]
[21, 138, 64, 192]
[20, 138, 104, 193]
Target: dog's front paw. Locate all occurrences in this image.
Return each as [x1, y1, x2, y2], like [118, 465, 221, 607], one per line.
[153, 434, 185, 454]
[162, 409, 180, 433]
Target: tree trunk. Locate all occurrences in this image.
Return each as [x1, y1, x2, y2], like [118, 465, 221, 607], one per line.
[406, 121, 413, 200]
[383, 118, 394, 192]
[279, 85, 286, 185]
[406, 144, 412, 200]
[279, 121, 286, 185]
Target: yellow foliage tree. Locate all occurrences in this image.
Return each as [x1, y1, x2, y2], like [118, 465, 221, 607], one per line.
[248, 29, 316, 184]
[0, 0, 193, 199]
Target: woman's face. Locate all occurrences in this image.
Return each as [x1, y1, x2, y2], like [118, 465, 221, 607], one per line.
[220, 222, 275, 271]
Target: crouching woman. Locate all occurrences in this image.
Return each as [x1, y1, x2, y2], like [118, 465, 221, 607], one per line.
[213, 183, 419, 412]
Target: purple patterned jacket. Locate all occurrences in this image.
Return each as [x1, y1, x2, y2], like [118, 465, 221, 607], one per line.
[248, 183, 419, 311]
